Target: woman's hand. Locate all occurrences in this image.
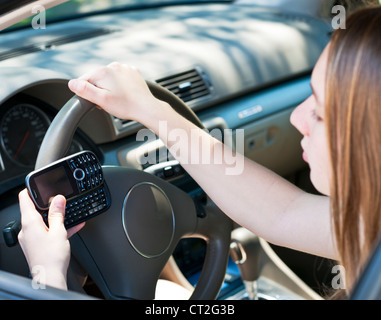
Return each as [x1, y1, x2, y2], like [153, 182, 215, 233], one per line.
[68, 62, 168, 122]
[18, 189, 84, 290]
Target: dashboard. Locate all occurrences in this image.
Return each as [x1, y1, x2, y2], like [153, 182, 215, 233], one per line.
[0, 3, 331, 189]
[0, 1, 331, 298]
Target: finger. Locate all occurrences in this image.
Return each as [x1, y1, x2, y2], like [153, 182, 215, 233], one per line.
[67, 222, 85, 239]
[77, 72, 92, 81]
[68, 79, 107, 107]
[129, 65, 141, 73]
[108, 61, 121, 68]
[77, 65, 108, 81]
[47, 195, 66, 232]
[18, 189, 44, 228]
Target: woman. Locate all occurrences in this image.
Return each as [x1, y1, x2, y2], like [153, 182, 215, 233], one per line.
[19, 6, 381, 297]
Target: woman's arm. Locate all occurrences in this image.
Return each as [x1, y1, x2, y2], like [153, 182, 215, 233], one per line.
[142, 101, 336, 260]
[68, 63, 337, 260]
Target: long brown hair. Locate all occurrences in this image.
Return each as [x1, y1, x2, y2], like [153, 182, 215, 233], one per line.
[334, 0, 380, 13]
[326, 6, 381, 295]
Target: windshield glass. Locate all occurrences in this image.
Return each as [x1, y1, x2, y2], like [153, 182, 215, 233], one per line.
[9, 0, 230, 30]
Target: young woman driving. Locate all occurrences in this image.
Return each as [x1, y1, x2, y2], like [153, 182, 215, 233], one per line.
[18, 7, 381, 298]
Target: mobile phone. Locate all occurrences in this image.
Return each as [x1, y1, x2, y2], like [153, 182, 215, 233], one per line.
[25, 151, 111, 229]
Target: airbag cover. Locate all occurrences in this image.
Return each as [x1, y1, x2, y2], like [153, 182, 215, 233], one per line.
[122, 182, 175, 258]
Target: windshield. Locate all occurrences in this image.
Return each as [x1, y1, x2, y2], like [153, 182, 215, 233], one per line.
[8, 0, 231, 30]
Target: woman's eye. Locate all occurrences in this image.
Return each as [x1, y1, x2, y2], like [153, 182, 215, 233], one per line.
[311, 110, 323, 122]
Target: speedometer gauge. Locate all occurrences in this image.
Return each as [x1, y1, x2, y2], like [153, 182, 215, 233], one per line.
[0, 104, 51, 167]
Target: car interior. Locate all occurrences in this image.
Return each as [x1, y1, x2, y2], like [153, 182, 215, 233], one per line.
[0, 0, 367, 300]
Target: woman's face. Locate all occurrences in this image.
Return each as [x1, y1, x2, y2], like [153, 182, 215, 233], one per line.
[290, 45, 331, 196]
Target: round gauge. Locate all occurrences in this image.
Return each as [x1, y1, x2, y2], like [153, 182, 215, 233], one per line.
[0, 104, 51, 167]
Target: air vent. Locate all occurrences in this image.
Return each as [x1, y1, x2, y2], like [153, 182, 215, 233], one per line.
[0, 28, 116, 61]
[156, 68, 212, 103]
[113, 68, 212, 131]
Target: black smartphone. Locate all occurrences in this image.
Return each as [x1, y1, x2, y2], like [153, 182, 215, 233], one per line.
[25, 151, 111, 229]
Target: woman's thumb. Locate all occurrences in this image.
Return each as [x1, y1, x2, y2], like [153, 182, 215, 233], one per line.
[47, 195, 66, 230]
[68, 79, 106, 107]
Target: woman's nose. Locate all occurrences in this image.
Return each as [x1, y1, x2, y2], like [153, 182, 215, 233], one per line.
[290, 98, 311, 137]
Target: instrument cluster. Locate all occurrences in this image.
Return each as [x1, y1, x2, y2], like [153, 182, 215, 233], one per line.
[0, 93, 98, 195]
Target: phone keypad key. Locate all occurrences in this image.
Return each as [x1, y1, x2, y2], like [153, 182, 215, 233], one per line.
[64, 187, 110, 228]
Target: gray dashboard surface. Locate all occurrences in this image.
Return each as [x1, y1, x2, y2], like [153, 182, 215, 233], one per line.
[0, 3, 330, 105]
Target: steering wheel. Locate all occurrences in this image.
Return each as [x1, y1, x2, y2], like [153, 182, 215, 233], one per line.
[34, 82, 232, 300]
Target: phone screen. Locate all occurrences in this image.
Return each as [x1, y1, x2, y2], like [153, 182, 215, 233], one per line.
[33, 166, 74, 207]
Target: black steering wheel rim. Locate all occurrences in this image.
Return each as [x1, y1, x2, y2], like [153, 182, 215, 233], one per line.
[35, 81, 232, 300]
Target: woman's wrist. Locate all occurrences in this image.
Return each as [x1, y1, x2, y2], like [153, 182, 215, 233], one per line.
[138, 100, 173, 130]
[32, 268, 68, 291]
